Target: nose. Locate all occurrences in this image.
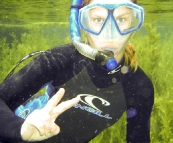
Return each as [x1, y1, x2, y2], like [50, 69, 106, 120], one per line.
[102, 15, 117, 39]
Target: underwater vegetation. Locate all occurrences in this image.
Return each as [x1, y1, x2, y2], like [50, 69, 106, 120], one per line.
[0, 23, 71, 81]
[0, 22, 173, 143]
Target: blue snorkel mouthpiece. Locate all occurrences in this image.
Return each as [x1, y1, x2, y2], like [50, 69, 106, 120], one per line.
[106, 58, 118, 71]
[70, 0, 118, 70]
[95, 51, 118, 71]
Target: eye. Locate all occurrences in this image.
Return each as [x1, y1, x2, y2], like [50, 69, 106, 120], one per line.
[116, 14, 131, 26]
[117, 17, 125, 23]
[94, 17, 105, 24]
[117, 16, 127, 24]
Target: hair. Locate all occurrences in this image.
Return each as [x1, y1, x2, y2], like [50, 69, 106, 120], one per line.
[82, 0, 137, 5]
[82, 0, 138, 71]
[124, 43, 137, 71]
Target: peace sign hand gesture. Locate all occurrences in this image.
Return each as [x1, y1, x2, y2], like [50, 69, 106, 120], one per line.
[20, 88, 80, 142]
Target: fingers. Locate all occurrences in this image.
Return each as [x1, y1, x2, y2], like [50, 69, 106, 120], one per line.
[41, 120, 60, 137]
[25, 110, 60, 137]
[52, 96, 80, 119]
[43, 88, 65, 112]
[50, 123, 60, 135]
[33, 114, 60, 137]
[23, 88, 80, 140]
[40, 96, 80, 135]
[44, 123, 60, 138]
[25, 109, 49, 136]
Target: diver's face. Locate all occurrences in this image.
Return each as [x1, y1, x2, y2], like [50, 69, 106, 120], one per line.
[86, 0, 132, 62]
[86, 29, 131, 62]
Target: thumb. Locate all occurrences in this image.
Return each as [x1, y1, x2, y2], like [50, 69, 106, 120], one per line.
[50, 123, 60, 135]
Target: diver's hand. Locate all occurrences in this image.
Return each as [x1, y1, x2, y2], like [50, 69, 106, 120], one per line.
[20, 88, 80, 141]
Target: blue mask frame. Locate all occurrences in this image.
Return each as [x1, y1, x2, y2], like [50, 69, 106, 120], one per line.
[78, 2, 144, 36]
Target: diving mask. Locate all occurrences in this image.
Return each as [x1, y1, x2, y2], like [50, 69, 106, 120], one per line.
[78, 1, 144, 38]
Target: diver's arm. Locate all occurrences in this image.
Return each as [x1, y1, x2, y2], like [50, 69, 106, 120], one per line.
[0, 89, 80, 142]
[0, 44, 76, 142]
[122, 67, 154, 143]
[0, 44, 76, 111]
[0, 98, 24, 142]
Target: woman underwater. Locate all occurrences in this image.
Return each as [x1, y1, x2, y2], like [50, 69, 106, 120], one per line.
[0, 0, 154, 142]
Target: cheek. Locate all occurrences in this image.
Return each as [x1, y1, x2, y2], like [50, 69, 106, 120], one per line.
[87, 34, 101, 48]
[117, 35, 131, 46]
[87, 33, 131, 49]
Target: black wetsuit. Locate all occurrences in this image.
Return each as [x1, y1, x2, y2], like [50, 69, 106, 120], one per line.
[0, 44, 154, 143]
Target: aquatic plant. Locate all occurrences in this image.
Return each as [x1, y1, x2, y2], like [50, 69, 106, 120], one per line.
[0, 23, 70, 82]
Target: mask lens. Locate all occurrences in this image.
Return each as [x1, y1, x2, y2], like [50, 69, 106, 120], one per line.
[79, 4, 144, 36]
[113, 6, 142, 34]
[80, 6, 108, 34]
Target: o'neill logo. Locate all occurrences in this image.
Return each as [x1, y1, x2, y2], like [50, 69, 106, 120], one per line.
[74, 94, 112, 119]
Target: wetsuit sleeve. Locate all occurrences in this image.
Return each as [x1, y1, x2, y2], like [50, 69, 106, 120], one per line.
[122, 67, 154, 143]
[0, 44, 76, 142]
[0, 98, 24, 142]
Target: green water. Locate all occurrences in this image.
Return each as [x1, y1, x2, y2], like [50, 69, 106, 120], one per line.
[0, 0, 173, 143]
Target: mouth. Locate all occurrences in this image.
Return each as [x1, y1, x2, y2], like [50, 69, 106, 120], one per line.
[102, 48, 118, 55]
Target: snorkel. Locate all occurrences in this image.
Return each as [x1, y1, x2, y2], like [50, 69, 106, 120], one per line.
[70, 0, 118, 70]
